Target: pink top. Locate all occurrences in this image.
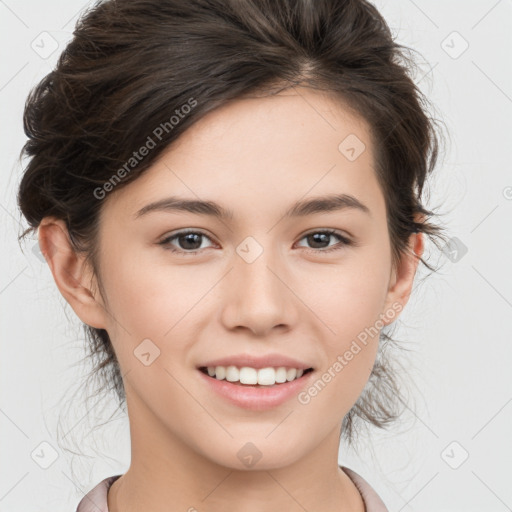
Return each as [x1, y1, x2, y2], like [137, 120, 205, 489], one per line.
[75, 466, 388, 511]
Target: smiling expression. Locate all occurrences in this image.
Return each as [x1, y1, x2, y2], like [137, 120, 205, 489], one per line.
[67, 86, 414, 470]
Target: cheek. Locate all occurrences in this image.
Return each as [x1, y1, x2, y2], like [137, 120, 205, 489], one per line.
[295, 270, 386, 421]
[100, 247, 206, 339]
[301, 255, 391, 344]
[294, 249, 390, 404]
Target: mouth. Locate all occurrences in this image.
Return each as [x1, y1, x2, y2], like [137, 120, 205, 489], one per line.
[198, 366, 314, 387]
[197, 364, 316, 410]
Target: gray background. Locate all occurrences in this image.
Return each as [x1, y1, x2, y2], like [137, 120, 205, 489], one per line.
[1, 0, 511, 510]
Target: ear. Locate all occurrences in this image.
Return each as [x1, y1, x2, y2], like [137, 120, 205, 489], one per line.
[382, 229, 424, 325]
[38, 217, 108, 329]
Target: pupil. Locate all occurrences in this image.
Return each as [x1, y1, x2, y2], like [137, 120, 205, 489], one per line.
[309, 233, 329, 248]
[181, 233, 201, 250]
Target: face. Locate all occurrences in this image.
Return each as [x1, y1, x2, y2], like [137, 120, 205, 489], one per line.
[45, 87, 419, 471]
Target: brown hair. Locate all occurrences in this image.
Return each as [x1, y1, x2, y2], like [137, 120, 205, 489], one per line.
[17, 0, 446, 447]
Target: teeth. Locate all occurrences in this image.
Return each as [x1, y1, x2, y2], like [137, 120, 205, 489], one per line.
[257, 367, 276, 386]
[240, 367, 258, 384]
[225, 366, 239, 382]
[287, 368, 297, 381]
[215, 366, 226, 380]
[206, 366, 308, 385]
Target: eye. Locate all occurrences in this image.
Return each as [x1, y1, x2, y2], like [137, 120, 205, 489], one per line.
[158, 230, 215, 255]
[158, 228, 352, 256]
[295, 229, 352, 254]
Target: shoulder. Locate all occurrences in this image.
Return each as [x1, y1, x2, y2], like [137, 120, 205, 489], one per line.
[75, 474, 122, 512]
[77, 469, 388, 512]
[340, 465, 389, 512]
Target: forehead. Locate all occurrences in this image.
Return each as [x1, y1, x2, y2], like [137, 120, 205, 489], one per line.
[172, 87, 372, 164]
[103, 87, 384, 224]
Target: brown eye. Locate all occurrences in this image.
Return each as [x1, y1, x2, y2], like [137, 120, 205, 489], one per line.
[296, 230, 352, 253]
[159, 230, 214, 255]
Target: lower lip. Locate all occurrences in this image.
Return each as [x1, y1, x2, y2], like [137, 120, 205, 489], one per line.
[197, 369, 314, 411]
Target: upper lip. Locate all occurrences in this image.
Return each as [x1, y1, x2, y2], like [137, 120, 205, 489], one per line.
[198, 353, 314, 370]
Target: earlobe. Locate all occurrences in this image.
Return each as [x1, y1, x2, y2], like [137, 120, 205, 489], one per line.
[382, 231, 424, 323]
[38, 217, 108, 329]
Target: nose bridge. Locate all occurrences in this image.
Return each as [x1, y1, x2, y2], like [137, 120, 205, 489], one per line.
[244, 251, 277, 287]
[235, 234, 282, 298]
[222, 234, 296, 333]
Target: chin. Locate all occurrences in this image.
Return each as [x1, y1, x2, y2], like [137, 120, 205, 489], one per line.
[199, 438, 304, 472]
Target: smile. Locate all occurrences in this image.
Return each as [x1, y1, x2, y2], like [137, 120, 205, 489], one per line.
[199, 365, 314, 386]
[197, 366, 315, 410]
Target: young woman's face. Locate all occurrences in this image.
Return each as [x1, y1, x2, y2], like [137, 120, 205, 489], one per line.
[86, 87, 415, 470]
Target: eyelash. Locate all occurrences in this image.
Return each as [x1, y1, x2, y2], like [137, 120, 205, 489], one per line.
[158, 229, 352, 256]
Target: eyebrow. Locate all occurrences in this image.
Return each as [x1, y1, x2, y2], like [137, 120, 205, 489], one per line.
[134, 193, 371, 220]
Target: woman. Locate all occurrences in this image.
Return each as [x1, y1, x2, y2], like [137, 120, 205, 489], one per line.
[17, 0, 445, 510]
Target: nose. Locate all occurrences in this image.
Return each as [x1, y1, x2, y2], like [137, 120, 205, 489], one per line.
[220, 243, 299, 337]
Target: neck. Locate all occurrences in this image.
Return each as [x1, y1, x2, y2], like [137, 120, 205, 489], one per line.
[107, 389, 365, 512]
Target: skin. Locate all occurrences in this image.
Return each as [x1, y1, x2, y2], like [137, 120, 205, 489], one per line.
[39, 87, 423, 512]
